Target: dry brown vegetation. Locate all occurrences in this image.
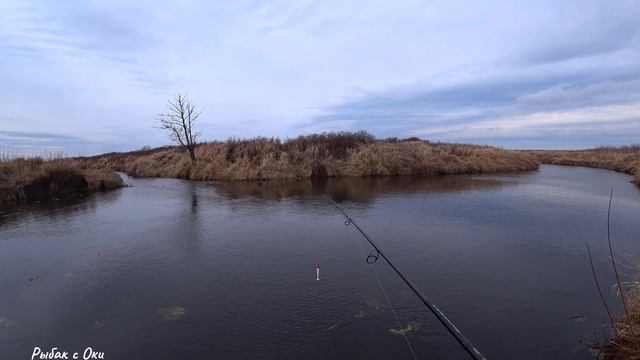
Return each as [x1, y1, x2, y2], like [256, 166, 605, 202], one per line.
[534, 146, 640, 186]
[0, 156, 124, 208]
[87, 132, 539, 181]
[599, 283, 640, 359]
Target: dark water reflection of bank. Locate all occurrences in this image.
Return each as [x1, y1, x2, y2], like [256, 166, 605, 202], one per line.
[213, 174, 514, 203]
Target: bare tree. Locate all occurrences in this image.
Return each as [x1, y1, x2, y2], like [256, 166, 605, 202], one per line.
[157, 93, 201, 163]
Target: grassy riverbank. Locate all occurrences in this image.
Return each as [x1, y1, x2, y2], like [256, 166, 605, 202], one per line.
[600, 283, 640, 359]
[88, 132, 539, 181]
[534, 146, 640, 186]
[0, 156, 124, 209]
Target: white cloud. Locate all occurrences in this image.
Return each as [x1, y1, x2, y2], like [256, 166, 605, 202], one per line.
[0, 0, 639, 153]
[412, 103, 640, 139]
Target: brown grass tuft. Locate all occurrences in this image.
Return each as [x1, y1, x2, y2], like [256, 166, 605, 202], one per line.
[600, 285, 640, 359]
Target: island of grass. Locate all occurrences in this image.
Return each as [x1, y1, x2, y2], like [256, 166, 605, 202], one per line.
[88, 132, 539, 181]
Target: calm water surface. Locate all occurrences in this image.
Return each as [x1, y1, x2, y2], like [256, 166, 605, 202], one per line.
[1, 165, 640, 359]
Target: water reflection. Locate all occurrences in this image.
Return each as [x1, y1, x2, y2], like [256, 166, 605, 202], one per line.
[213, 175, 514, 202]
[0, 174, 512, 226]
[181, 184, 203, 258]
[0, 189, 123, 228]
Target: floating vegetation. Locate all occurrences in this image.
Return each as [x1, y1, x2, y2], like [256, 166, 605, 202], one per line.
[156, 306, 186, 321]
[27, 275, 43, 282]
[0, 316, 15, 330]
[366, 297, 382, 311]
[92, 320, 108, 328]
[388, 321, 421, 336]
[354, 310, 366, 319]
[327, 320, 344, 330]
[567, 315, 585, 322]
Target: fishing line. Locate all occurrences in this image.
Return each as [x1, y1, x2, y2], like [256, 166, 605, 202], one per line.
[124, 180, 484, 359]
[331, 199, 487, 360]
[349, 221, 419, 360]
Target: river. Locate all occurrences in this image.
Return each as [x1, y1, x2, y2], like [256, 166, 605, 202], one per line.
[1, 165, 639, 359]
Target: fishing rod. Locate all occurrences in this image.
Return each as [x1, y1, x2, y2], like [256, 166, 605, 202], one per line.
[330, 199, 487, 360]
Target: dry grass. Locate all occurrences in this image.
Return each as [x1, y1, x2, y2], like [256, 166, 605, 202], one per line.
[600, 284, 640, 359]
[534, 146, 640, 186]
[87, 132, 539, 181]
[0, 155, 124, 207]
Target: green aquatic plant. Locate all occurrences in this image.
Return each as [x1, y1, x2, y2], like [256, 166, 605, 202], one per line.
[354, 310, 366, 319]
[92, 320, 108, 328]
[156, 306, 186, 321]
[388, 321, 421, 336]
[0, 316, 15, 330]
[327, 320, 344, 330]
[366, 297, 382, 311]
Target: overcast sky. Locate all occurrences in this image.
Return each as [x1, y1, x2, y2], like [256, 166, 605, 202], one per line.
[1, 0, 639, 155]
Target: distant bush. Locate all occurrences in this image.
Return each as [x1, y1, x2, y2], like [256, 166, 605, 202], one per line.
[385, 136, 422, 143]
[402, 137, 422, 142]
[283, 131, 375, 159]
